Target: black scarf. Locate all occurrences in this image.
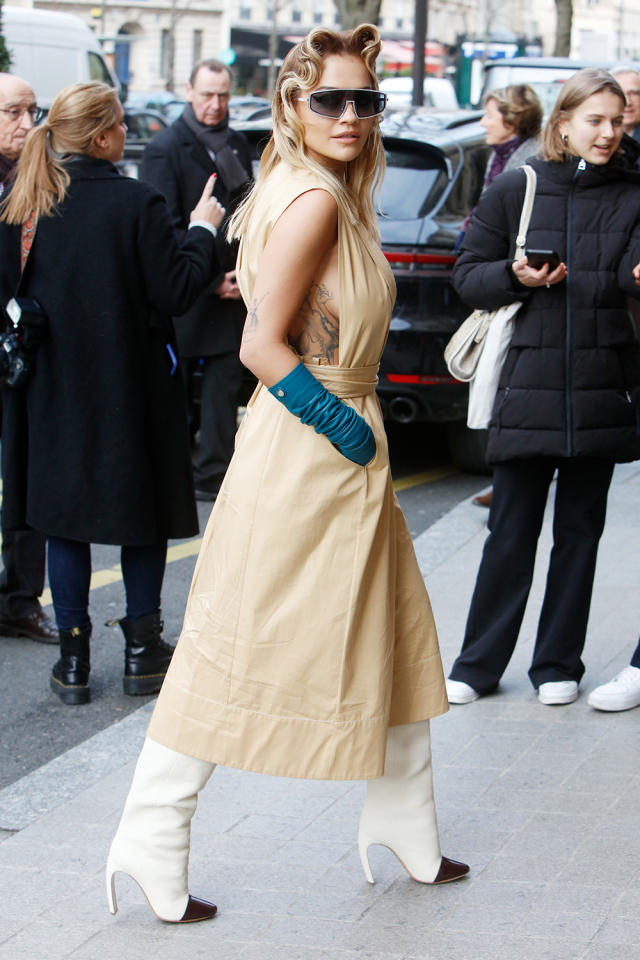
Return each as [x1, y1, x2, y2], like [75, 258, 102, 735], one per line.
[182, 102, 249, 194]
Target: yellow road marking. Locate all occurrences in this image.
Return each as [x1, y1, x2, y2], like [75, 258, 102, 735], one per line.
[392, 466, 457, 492]
[39, 539, 204, 608]
[23, 466, 458, 608]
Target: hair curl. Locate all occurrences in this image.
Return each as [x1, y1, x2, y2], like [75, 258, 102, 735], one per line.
[229, 23, 384, 242]
[1, 81, 120, 224]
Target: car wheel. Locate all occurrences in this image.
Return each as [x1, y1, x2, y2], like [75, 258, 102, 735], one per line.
[446, 422, 491, 475]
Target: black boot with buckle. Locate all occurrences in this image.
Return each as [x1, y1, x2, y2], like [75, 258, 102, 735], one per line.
[117, 612, 174, 696]
[50, 626, 91, 705]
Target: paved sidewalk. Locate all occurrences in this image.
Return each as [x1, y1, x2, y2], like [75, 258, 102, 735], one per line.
[1, 464, 638, 960]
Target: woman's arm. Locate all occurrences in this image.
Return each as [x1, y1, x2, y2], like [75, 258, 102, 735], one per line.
[138, 184, 223, 316]
[239, 188, 338, 387]
[452, 174, 537, 310]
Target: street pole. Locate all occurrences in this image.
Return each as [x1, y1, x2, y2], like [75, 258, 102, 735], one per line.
[267, 1, 280, 97]
[412, 0, 427, 106]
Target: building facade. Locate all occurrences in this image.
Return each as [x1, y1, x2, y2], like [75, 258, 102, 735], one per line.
[8, 0, 640, 95]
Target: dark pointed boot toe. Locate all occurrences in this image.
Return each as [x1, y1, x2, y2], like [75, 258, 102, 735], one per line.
[178, 896, 218, 923]
[433, 857, 470, 884]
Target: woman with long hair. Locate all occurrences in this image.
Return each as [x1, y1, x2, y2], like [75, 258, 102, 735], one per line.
[107, 24, 468, 925]
[0, 82, 224, 704]
[446, 69, 640, 706]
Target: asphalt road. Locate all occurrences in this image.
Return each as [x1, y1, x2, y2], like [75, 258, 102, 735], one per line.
[0, 422, 489, 791]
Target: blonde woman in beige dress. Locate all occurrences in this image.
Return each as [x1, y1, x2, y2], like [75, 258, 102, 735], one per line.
[106, 23, 468, 924]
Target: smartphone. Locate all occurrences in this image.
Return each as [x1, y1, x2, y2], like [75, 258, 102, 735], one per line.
[525, 248, 560, 271]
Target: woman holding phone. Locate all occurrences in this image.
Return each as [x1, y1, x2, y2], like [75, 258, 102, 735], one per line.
[446, 68, 640, 706]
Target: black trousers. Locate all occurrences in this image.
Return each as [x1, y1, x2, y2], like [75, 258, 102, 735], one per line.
[449, 457, 614, 693]
[0, 526, 46, 619]
[183, 352, 243, 493]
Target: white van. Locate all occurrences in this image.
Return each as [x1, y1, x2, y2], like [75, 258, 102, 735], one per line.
[2, 6, 117, 106]
[379, 76, 459, 111]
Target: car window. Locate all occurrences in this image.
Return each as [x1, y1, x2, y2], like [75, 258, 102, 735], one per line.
[125, 112, 166, 140]
[440, 142, 490, 221]
[380, 143, 449, 220]
[87, 51, 115, 86]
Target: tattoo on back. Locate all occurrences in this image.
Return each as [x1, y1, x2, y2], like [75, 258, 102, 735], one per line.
[290, 282, 339, 363]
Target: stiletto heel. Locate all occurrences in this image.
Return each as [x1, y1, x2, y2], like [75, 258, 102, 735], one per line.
[358, 721, 469, 886]
[106, 859, 216, 922]
[106, 862, 118, 915]
[358, 831, 375, 884]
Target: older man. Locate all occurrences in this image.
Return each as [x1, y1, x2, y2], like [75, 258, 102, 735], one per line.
[611, 65, 640, 142]
[0, 72, 56, 643]
[142, 59, 252, 502]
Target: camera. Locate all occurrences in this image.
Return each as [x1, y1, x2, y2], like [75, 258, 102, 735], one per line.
[0, 298, 47, 388]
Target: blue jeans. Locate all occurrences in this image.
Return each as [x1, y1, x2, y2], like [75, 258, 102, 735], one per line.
[47, 536, 167, 631]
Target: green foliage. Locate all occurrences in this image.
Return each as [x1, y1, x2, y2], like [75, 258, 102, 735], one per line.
[0, 0, 12, 72]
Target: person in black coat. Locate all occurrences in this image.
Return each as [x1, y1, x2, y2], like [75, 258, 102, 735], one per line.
[445, 69, 640, 707]
[0, 81, 225, 705]
[142, 59, 253, 501]
[0, 71, 57, 644]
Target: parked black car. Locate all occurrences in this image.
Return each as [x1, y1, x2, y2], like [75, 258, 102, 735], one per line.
[233, 109, 491, 471]
[121, 106, 493, 471]
[375, 109, 490, 471]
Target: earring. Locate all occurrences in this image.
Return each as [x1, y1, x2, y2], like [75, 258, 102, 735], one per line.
[561, 133, 568, 145]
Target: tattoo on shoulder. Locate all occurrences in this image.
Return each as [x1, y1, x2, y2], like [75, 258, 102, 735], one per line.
[290, 282, 339, 363]
[243, 293, 268, 342]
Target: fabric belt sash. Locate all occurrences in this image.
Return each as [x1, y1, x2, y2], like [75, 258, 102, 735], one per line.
[302, 360, 379, 399]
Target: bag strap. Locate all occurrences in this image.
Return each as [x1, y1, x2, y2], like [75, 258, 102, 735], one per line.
[513, 164, 537, 260]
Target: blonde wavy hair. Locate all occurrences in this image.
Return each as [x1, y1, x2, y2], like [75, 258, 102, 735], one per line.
[228, 23, 384, 242]
[1, 81, 121, 224]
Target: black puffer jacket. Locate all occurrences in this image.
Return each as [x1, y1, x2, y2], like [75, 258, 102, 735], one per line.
[452, 139, 640, 464]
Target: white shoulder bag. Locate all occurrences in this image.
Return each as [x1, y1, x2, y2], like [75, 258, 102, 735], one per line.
[444, 165, 537, 429]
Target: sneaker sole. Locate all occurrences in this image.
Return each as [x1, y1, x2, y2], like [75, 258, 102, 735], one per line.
[538, 693, 578, 705]
[587, 695, 640, 712]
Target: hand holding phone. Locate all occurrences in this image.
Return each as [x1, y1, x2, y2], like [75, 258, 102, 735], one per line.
[525, 249, 561, 271]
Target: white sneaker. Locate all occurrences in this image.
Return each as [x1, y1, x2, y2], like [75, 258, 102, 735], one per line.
[446, 679, 479, 704]
[587, 666, 640, 712]
[537, 680, 578, 705]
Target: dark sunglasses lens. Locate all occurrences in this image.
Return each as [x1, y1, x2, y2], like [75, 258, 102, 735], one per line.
[310, 90, 348, 117]
[352, 91, 386, 117]
[310, 90, 386, 118]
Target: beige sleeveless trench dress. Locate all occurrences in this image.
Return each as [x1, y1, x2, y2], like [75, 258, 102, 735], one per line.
[148, 163, 448, 780]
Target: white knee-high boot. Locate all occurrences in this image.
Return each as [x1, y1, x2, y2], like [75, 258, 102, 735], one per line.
[106, 736, 217, 922]
[358, 720, 468, 885]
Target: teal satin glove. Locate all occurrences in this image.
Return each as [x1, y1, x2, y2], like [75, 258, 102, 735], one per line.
[269, 363, 375, 466]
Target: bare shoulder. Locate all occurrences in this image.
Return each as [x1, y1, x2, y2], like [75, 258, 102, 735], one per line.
[277, 187, 338, 234]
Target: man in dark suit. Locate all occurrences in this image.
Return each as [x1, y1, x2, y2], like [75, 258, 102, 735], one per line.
[0, 72, 56, 643]
[142, 58, 253, 501]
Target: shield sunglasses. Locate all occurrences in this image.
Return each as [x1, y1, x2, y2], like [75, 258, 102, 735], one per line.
[297, 88, 387, 120]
